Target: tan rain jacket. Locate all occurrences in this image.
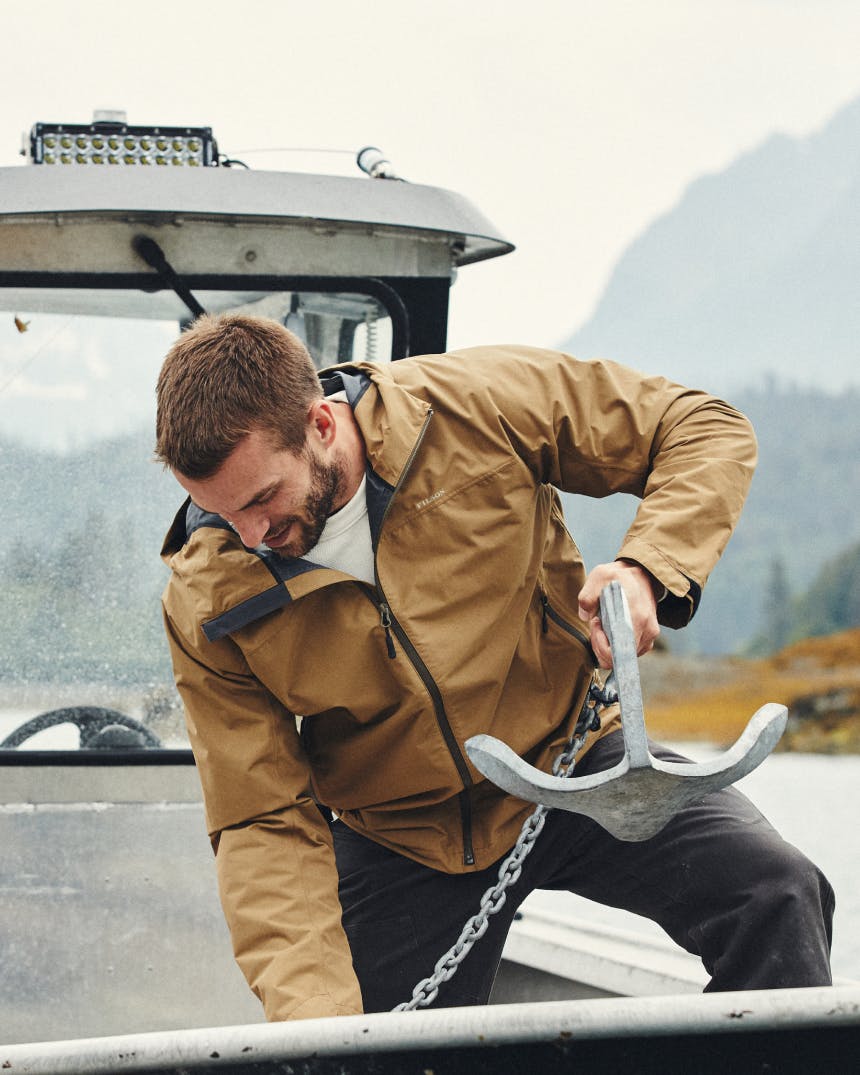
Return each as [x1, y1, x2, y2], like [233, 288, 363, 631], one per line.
[161, 345, 757, 1021]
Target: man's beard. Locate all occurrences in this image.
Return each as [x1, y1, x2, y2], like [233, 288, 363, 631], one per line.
[269, 448, 345, 560]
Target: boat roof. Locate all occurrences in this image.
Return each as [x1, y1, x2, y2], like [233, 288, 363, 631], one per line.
[0, 165, 514, 269]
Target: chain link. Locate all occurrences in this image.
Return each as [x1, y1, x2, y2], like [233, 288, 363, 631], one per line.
[392, 679, 616, 1012]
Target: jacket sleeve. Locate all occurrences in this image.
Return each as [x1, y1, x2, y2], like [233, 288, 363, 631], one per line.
[163, 609, 363, 1021]
[445, 346, 758, 627]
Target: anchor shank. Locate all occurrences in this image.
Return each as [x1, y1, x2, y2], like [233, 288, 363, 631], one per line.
[599, 582, 651, 769]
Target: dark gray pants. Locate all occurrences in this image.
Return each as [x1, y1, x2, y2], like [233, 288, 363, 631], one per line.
[333, 732, 835, 1012]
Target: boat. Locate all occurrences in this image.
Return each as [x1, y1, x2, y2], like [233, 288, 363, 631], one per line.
[1, 111, 857, 1072]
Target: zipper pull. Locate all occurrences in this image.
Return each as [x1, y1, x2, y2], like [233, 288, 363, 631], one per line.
[379, 602, 397, 659]
[540, 593, 549, 634]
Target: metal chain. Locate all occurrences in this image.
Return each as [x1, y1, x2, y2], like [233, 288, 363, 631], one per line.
[392, 678, 617, 1012]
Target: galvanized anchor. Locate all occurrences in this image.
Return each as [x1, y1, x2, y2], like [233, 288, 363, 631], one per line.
[466, 580, 788, 841]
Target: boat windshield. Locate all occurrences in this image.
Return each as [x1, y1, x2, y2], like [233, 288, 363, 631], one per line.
[0, 284, 394, 753]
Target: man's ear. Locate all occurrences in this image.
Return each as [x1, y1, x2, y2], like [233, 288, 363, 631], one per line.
[308, 398, 337, 446]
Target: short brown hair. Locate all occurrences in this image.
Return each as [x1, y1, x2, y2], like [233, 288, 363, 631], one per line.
[155, 314, 323, 478]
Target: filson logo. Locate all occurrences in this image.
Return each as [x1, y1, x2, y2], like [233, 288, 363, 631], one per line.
[416, 490, 445, 510]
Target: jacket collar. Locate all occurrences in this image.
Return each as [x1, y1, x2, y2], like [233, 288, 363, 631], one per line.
[336, 362, 432, 491]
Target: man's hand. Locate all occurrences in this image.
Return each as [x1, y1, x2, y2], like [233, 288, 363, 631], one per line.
[578, 560, 661, 668]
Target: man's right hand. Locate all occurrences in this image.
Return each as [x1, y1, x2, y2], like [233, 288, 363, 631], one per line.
[577, 560, 661, 668]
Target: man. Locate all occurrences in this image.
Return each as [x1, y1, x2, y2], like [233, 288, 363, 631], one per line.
[157, 314, 833, 1021]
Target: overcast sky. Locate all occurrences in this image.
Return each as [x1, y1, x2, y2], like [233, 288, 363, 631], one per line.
[1, 0, 858, 352]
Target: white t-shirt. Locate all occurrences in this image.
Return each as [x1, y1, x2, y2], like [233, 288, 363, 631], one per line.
[308, 474, 375, 585]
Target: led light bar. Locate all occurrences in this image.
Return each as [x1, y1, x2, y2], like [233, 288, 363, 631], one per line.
[28, 120, 218, 167]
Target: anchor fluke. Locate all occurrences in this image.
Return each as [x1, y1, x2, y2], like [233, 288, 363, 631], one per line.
[465, 582, 788, 841]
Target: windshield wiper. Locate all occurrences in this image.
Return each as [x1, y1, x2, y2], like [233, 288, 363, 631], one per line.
[132, 235, 207, 322]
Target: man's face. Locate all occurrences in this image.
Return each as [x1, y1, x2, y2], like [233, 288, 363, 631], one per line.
[176, 427, 346, 558]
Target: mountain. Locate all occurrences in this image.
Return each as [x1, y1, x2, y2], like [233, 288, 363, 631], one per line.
[560, 95, 860, 396]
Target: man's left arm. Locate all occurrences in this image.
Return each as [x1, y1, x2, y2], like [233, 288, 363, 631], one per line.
[564, 358, 757, 665]
[447, 347, 757, 664]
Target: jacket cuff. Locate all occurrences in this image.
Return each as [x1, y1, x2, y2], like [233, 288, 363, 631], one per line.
[657, 584, 701, 630]
[279, 994, 363, 1021]
[615, 543, 702, 629]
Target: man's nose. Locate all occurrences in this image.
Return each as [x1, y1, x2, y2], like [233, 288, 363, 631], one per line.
[232, 511, 268, 549]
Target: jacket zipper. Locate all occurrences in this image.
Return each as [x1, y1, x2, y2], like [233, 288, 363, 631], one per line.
[540, 592, 597, 665]
[371, 408, 477, 867]
[379, 602, 397, 659]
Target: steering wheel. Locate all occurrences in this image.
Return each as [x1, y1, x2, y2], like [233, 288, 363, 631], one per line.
[0, 706, 163, 749]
